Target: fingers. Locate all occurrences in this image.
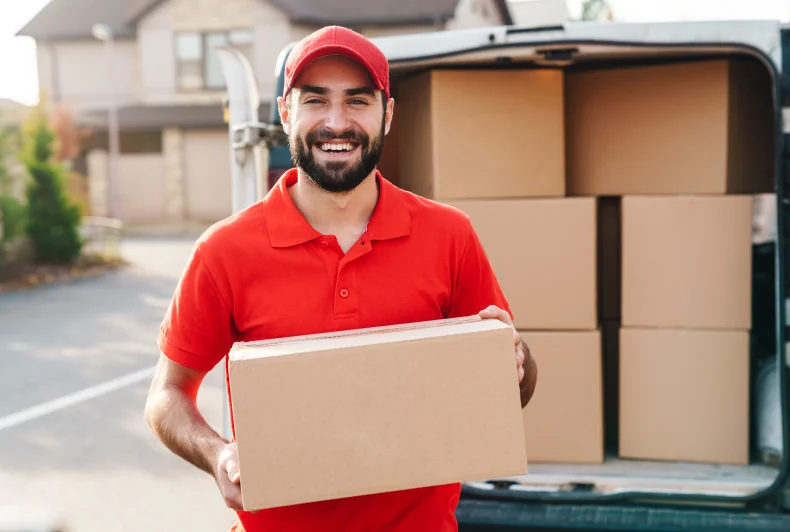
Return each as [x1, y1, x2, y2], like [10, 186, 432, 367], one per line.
[221, 442, 241, 484]
[478, 305, 513, 326]
[217, 470, 244, 511]
[226, 457, 240, 484]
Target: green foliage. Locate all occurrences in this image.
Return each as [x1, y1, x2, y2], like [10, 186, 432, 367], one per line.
[0, 195, 27, 243]
[21, 106, 82, 264]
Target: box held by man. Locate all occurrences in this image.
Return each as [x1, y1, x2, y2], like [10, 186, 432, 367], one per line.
[228, 316, 529, 512]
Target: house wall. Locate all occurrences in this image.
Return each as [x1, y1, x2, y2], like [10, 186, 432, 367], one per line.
[252, 2, 300, 103]
[38, 39, 140, 112]
[138, 1, 178, 105]
[139, 0, 283, 106]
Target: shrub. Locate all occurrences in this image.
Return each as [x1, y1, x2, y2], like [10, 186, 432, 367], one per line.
[0, 195, 27, 243]
[21, 106, 82, 264]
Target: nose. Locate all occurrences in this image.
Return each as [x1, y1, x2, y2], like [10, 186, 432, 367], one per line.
[323, 102, 352, 134]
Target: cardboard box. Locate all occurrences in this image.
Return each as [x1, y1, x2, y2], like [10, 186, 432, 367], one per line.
[448, 198, 597, 330]
[396, 69, 565, 199]
[598, 198, 621, 320]
[566, 59, 773, 195]
[619, 328, 750, 465]
[622, 195, 753, 330]
[228, 316, 528, 511]
[520, 330, 604, 463]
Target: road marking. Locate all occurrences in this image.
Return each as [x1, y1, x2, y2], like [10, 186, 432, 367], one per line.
[0, 366, 156, 431]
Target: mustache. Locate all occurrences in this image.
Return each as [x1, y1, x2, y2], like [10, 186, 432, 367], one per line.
[305, 127, 368, 145]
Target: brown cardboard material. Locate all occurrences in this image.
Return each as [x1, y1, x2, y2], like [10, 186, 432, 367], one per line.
[520, 330, 604, 464]
[622, 195, 753, 330]
[448, 198, 597, 330]
[619, 328, 750, 465]
[598, 198, 621, 320]
[228, 316, 528, 512]
[396, 69, 565, 199]
[566, 59, 774, 195]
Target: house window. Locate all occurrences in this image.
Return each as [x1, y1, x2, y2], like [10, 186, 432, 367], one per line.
[176, 30, 255, 91]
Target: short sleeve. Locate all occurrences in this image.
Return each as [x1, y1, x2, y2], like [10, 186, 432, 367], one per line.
[446, 222, 513, 320]
[158, 245, 235, 372]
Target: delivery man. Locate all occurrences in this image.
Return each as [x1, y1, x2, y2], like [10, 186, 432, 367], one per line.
[145, 25, 537, 532]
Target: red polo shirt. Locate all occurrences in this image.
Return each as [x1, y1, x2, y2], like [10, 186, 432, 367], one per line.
[158, 169, 512, 532]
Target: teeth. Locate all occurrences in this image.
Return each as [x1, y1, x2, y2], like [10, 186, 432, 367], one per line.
[320, 143, 353, 152]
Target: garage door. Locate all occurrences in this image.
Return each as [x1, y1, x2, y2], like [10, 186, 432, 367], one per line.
[183, 130, 233, 222]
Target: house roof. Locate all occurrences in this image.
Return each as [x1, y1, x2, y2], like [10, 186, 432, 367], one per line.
[16, 0, 138, 40]
[77, 102, 273, 131]
[19, 0, 512, 40]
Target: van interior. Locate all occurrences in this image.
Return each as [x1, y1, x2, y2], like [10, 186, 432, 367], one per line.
[379, 41, 783, 504]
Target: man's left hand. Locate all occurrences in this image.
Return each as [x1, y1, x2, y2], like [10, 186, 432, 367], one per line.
[479, 305, 537, 408]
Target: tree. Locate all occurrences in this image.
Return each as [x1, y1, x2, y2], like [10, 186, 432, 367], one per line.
[21, 105, 83, 264]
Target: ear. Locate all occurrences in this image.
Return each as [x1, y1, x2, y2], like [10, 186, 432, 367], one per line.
[277, 95, 291, 135]
[384, 97, 395, 136]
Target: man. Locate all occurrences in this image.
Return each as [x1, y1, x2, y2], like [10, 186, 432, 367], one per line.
[145, 25, 537, 532]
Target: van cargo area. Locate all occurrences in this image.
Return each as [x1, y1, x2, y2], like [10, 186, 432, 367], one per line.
[377, 36, 785, 507]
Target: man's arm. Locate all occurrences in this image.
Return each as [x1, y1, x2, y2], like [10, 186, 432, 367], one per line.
[519, 340, 537, 409]
[144, 354, 225, 475]
[144, 353, 243, 510]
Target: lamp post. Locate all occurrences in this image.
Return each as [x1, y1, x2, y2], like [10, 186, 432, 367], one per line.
[92, 23, 122, 221]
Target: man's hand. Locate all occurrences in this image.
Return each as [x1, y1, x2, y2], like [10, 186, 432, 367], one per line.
[479, 305, 537, 408]
[214, 442, 244, 511]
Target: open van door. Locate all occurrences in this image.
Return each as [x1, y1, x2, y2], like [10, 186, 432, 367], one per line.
[216, 46, 286, 441]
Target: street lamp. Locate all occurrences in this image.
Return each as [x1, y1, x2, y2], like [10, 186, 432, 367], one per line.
[92, 23, 122, 221]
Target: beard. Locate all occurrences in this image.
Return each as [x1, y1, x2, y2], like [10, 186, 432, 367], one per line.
[289, 117, 385, 194]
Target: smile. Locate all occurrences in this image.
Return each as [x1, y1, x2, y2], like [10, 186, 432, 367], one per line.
[318, 142, 359, 153]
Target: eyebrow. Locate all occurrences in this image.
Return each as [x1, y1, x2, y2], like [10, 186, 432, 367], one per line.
[300, 85, 376, 97]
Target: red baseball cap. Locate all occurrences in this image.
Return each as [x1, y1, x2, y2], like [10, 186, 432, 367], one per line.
[284, 26, 390, 100]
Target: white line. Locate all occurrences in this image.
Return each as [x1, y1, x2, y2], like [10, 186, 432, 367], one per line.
[0, 366, 156, 431]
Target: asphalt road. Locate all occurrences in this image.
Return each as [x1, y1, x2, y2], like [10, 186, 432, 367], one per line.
[0, 237, 238, 532]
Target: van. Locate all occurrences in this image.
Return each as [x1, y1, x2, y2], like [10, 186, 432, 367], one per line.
[219, 19, 790, 531]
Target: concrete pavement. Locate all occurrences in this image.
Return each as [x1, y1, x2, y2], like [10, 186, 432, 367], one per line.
[0, 237, 238, 531]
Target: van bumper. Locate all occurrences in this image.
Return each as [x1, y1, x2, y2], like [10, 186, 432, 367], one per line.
[456, 498, 790, 531]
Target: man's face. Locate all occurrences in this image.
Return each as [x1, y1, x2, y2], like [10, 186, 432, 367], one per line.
[278, 56, 393, 193]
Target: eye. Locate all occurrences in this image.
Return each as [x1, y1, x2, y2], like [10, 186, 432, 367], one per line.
[304, 98, 324, 104]
[348, 98, 369, 105]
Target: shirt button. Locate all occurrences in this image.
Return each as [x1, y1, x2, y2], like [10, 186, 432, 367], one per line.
[321, 241, 329, 248]
[339, 288, 349, 298]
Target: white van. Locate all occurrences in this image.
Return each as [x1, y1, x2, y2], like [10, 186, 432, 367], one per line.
[221, 19, 790, 531]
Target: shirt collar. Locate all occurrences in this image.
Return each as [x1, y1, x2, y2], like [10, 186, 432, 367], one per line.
[265, 169, 411, 248]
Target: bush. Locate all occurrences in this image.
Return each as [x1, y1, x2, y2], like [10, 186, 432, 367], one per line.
[0, 195, 27, 243]
[21, 106, 83, 264]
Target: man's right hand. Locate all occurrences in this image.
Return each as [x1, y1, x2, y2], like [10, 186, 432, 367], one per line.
[214, 442, 244, 511]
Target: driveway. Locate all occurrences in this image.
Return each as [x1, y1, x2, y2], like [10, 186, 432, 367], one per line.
[0, 237, 238, 531]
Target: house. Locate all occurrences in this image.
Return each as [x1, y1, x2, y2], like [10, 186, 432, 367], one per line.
[17, 0, 513, 226]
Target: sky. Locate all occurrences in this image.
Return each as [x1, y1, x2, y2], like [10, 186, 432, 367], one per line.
[0, 0, 789, 106]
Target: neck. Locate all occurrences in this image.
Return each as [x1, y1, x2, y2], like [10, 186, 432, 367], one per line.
[289, 169, 379, 235]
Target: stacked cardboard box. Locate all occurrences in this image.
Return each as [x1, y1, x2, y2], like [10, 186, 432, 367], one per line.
[391, 56, 772, 467]
[565, 58, 772, 466]
[395, 69, 604, 464]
